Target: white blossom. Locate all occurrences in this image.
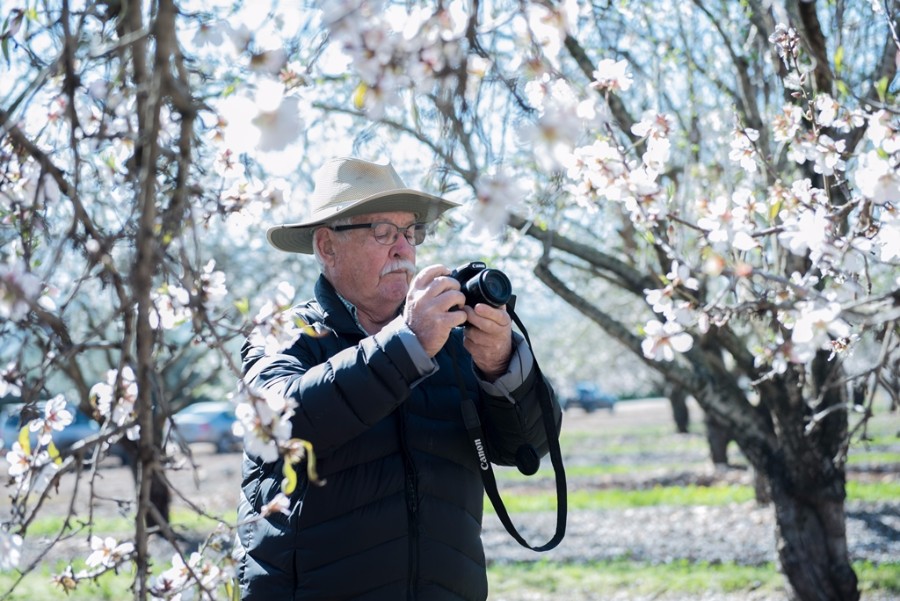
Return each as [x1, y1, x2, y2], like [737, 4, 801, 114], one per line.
[778, 205, 832, 260]
[631, 111, 675, 169]
[253, 95, 304, 152]
[28, 394, 73, 446]
[468, 169, 525, 238]
[0, 262, 42, 321]
[864, 110, 900, 153]
[641, 319, 694, 361]
[0, 530, 23, 571]
[234, 387, 295, 463]
[772, 104, 803, 143]
[728, 128, 760, 173]
[811, 134, 846, 176]
[874, 206, 900, 262]
[90, 367, 139, 437]
[814, 94, 839, 127]
[789, 302, 851, 363]
[591, 58, 633, 93]
[85, 536, 135, 569]
[6, 441, 34, 480]
[521, 76, 587, 170]
[564, 139, 628, 208]
[854, 150, 900, 205]
[260, 492, 292, 517]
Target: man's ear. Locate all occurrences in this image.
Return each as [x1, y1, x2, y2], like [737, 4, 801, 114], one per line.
[314, 228, 336, 262]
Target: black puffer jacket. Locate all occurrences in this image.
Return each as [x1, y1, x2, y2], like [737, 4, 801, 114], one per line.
[237, 275, 559, 601]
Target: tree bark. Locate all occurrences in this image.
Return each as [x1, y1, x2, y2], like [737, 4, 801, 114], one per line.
[770, 480, 859, 601]
[703, 414, 731, 466]
[666, 385, 690, 434]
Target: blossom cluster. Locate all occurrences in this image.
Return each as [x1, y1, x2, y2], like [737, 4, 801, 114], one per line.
[146, 527, 237, 601]
[323, 0, 471, 118]
[0, 261, 43, 321]
[2, 396, 78, 571]
[4, 395, 72, 501]
[233, 385, 296, 464]
[89, 367, 141, 442]
[151, 260, 228, 331]
[50, 536, 136, 594]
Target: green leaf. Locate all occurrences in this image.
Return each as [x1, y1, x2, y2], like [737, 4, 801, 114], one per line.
[352, 82, 367, 110]
[875, 76, 888, 103]
[282, 459, 298, 495]
[769, 198, 782, 222]
[18, 425, 31, 455]
[47, 440, 63, 465]
[300, 439, 322, 485]
[834, 45, 843, 76]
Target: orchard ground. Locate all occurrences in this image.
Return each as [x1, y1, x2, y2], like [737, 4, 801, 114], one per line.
[2, 397, 898, 600]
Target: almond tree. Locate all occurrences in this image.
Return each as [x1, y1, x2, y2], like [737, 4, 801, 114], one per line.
[298, 3, 898, 601]
[2, 1, 317, 599]
[2, 2, 898, 601]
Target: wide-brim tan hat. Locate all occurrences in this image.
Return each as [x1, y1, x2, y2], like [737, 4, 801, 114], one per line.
[267, 157, 460, 254]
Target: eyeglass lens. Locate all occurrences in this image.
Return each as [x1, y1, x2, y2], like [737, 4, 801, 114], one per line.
[372, 223, 427, 246]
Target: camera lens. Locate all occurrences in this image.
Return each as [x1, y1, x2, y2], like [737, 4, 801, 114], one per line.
[474, 269, 512, 307]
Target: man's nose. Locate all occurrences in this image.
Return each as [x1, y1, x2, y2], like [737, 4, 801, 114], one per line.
[391, 233, 416, 257]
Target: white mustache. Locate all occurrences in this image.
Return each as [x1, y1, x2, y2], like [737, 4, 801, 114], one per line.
[381, 260, 416, 278]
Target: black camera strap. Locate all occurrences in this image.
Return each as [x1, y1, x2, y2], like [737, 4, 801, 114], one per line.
[450, 304, 567, 552]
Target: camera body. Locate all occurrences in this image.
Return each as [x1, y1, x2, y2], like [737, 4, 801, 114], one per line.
[450, 261, 513, 309]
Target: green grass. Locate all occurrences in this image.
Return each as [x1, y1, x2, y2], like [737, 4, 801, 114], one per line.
[847, 451, 900, 465]
[4, 559, 896, 600]
[846, 479, 900, 502]
[0, 560, 134, 601]
[485, 484, 756, 513]
[487, 559, 900, 598]
[19, 507, 235, 539]
[485, 480, 900, 514]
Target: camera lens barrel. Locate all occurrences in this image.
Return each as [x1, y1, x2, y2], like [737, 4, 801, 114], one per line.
[464, 268, 512, 308]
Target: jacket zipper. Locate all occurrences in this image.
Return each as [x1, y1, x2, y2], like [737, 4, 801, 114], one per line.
[397, 405, 419, 600]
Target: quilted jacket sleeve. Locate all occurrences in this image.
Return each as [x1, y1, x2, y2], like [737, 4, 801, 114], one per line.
[241, 316, 431, 457]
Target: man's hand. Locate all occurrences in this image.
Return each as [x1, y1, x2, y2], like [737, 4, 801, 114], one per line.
[462, 303, 513, 382]
[404, 265, 467, 357]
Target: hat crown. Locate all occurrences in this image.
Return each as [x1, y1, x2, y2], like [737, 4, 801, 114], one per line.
[311, 158, 408, 213]
[266, 156, 459, 254]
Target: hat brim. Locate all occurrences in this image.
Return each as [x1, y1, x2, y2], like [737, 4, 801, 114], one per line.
[267, 189, 460, 254]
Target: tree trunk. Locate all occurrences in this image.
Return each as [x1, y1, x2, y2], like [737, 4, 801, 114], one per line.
[121, 437, 172, 528]
[704, 413, 732, 466]
[666, 385, 690, 434]
[770, 480, 859, 601]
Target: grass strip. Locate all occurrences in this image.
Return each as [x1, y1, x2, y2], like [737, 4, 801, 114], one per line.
[487, 559, 900, 598]
[19, 507, 235, 539]
[485, 480, 900, 513]
[3, 558, 896, 600]
[19, 482, 899, 538]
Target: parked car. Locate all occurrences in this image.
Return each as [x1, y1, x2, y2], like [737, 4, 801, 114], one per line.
[169, 401, 241, 453]
[0, 401, 100, 454]
[563, 382, 617, 413]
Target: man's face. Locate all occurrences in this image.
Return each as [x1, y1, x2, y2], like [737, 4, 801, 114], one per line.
[319, 211, 418, 316]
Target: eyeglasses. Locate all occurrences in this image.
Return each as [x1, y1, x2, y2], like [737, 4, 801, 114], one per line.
[330, 222, 428, 246]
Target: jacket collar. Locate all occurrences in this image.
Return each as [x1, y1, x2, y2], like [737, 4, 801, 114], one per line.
[313, 274, 404, 336]
[313, 274, 361, 335]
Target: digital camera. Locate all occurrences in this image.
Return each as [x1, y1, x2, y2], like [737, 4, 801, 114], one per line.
[450, 261, 513, 308]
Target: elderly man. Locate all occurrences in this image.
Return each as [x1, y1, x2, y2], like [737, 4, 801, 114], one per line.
[237, 157, 560, 601]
